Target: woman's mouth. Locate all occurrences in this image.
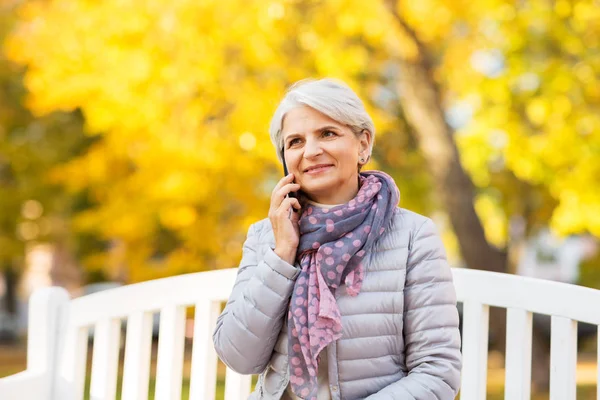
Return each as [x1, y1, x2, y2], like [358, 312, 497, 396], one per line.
[304, 165, 333, 175]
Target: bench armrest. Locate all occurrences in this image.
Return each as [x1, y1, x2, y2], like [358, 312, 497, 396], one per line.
[0, 370, 49, 400]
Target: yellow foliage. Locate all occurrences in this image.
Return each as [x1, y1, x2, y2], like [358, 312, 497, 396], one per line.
[526, 98, 550, 126]
[442, 0, 600, 240]
[4, 0, 600, 281]
[474, 194, 508, 247]
[5, 0, 407, 280]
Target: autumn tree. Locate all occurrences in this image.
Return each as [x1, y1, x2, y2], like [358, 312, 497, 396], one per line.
[0, 0, 90, 340]
[382, 0, 600, 389]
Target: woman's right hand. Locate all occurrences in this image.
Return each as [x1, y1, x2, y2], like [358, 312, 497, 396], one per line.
[269, 173, 302, 265]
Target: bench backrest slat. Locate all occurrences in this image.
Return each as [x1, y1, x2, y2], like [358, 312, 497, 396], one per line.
[549, 316, 577, 400]
[189, 301, 221, 400]
[460, 302, 489, 400]
[23, 288, 70, 400]
[55, 325, 89, 400]
[597, 328, 600, 400]
[224, 367, 253, 400]
[155, 305, 187, 400]
[504, 308, 532, 400]
[121, 311, 153, 400]
[89, 319, 121, 400]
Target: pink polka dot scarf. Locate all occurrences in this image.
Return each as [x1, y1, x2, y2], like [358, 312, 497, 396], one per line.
[287, 170, 400, 399]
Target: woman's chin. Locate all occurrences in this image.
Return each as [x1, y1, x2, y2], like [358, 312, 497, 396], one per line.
[302, 183, 338, 198]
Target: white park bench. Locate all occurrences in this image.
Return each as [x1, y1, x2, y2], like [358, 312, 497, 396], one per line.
[0, 267, 599, 400]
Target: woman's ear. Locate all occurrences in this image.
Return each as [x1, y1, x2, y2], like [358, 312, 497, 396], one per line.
[358, 129, 372, 160]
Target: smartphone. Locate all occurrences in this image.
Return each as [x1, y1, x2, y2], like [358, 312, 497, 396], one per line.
[281, 147, 298, 200]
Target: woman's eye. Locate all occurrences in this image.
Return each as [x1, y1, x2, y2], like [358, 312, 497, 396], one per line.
[323, 130, 337, 137]
[289, 138, 301, 146]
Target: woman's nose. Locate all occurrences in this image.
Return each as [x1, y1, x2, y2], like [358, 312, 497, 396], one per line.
[303, 139, 323, 158]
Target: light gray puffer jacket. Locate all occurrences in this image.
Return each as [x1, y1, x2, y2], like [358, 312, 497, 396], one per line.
[213, 208, 462, 400]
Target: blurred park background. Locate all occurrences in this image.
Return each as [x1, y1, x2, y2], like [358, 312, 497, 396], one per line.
[0, 0, 600, 398]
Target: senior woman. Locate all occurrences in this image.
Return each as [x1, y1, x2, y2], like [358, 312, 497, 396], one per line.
[213, 78, 462, 400]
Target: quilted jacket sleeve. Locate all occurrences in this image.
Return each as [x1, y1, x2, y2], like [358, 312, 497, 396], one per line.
[366, 218, 462, 400]
[213, 222, 300, 375]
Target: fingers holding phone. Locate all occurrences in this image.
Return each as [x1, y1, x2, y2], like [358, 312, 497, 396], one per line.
[269, 173, 302, 264]
[273, 173, 300, 203]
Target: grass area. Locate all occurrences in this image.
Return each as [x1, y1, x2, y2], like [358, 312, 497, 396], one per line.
[485, 385, 596, 400]
[82, 378, 223, 400]
[1, 341, 597, 399]
[0, 342, 26, 377]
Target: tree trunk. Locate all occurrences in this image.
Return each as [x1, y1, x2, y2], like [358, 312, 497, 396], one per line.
[0, 267, 18, 343]
[3, 267, 17, 314]
[384, 2, 550, 390]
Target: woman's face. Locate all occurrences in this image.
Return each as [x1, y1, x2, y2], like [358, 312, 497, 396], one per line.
[281, 106, 371, 205]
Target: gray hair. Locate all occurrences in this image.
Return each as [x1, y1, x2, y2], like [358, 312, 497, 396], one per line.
[269, 78, 375, 163]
